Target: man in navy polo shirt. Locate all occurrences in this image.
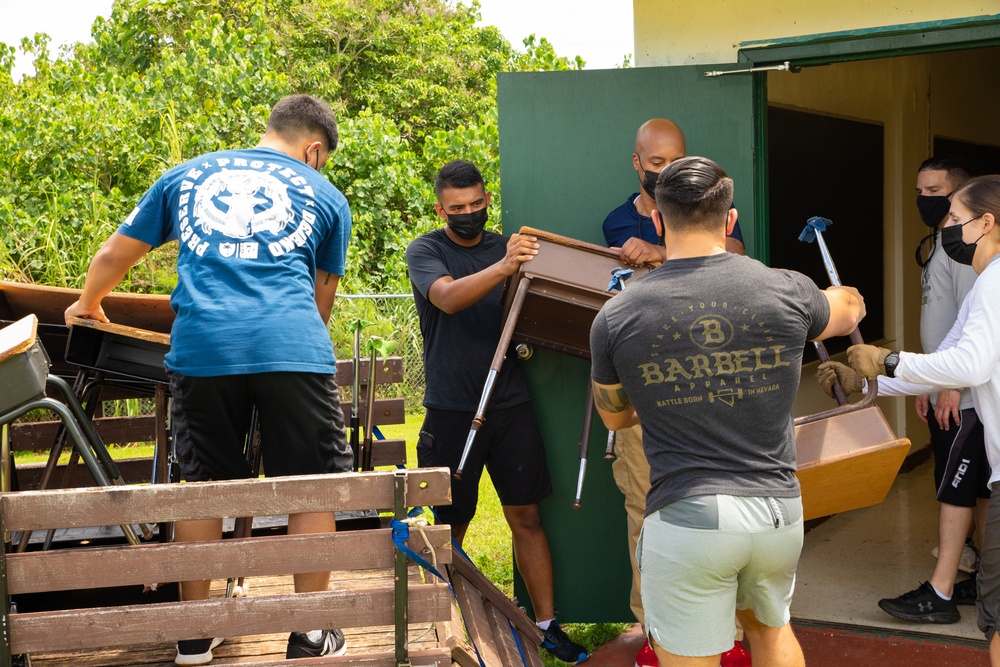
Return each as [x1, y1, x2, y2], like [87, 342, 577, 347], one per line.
[603, 117, 745, 265]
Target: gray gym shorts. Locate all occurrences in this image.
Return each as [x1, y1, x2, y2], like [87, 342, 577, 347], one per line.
[638, 494, 804, 657]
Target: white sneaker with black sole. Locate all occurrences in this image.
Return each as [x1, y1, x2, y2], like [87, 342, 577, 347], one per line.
[286, 629, 347, 658]
[175, 637, 224, 666]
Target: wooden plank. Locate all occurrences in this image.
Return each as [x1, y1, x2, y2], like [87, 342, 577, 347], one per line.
[10, 583, 453, 654]
[451, 572, 503, 667]
[371, 438, 406, 467]
[518, 631, 545, 667]
[0, 314, 36, 362]
[435, 569, 468, 652]
[338, 398, 405, 426]
[12, 437, 404, 489]
[335, 357, 404, 387]
[0, 468, 452, 531]
[230, 648, 452, 666]
[450, 553, 543, 645]
[13, 457, 152, 489]
[13, 443, 403, 491]
[8, 526, 452, 594]
[9, 415, 156, 451]
[452, 645, 482, 667]
[0, 280, 174, 332]
[67, 317, 170, 345]
[486, 601, 525, 667]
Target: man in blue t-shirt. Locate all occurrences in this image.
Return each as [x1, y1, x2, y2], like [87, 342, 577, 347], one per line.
[65, 94, 352, 665]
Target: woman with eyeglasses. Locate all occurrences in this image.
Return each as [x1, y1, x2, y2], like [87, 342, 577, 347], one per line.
[822, 174, 1000, 665]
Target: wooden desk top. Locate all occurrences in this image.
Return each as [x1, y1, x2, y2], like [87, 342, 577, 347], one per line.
[67, 317, 171, 346]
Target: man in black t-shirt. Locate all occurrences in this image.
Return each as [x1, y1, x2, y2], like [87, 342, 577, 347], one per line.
[405, 160, 587, 664]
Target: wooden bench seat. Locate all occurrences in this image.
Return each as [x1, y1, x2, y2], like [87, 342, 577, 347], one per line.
[0, 468, 453, 666]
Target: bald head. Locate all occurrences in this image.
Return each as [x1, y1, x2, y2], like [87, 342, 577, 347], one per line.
[634, 118, 686, 160]
[632, 118, 687, 202]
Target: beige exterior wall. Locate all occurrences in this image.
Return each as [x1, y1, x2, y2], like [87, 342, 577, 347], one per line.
[633, 0, 998, 66]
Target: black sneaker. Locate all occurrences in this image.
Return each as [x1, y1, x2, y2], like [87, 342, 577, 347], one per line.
[175, 637, 223, 666]
[954, 572, 978, 606]
[878, 582, 960, 623]
[540, 619, 588, 664]
[286, 629, 347, 659]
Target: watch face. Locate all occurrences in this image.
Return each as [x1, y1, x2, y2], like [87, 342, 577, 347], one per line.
[885, 351, 900, 377]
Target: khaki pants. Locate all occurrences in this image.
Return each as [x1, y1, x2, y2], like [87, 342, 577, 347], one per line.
[611, 424, 650, 625]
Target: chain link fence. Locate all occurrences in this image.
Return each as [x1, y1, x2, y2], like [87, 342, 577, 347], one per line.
[334, 294, 425, 409]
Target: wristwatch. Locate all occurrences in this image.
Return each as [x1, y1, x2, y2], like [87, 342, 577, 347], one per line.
[883, 351, 900, 378]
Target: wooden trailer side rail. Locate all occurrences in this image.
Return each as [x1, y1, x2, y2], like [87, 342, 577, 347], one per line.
[0, 468, 454, 665]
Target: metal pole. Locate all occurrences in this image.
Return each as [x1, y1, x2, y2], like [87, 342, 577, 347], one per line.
[456, 277, 531, 480]
[362, 347, 378, 471]
[393, 471, 410, 666]
[573, 384, 596, 510]
[351, 325, 361, 472]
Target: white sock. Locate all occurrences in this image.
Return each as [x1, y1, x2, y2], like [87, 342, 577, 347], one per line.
[536, 619, 553, 631]
[305, 630, 325, 642]
[930, 584, 952, 601]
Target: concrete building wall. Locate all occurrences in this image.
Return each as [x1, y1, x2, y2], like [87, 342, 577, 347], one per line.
[633, 0, 998, 66]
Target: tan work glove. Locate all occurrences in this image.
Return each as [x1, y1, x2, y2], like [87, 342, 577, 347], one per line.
[847, 344, 892, 379]
[816, 361, 865, 399]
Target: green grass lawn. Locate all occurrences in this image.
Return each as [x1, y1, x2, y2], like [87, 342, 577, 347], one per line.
[14, 411, 626, 663]
[379, 413, 630, 665]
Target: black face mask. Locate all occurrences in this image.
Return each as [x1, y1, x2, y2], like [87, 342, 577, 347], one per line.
[447, 207, 488, 240]
[639, 161, 660, 198]
[916, 195, 952, 228]
[940, 216, 985, 266]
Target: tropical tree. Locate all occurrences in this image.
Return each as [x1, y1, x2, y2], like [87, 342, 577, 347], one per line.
[0, 0, 583, 295]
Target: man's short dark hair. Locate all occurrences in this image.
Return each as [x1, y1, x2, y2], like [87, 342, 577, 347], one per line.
[918, 155, 971, 190]
[435, 160, 485, 198]
[654, 156, 734, 231]
[266, 94, 339, 151]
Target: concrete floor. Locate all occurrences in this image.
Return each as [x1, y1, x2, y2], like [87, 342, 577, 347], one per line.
[793, 458, 982, 639]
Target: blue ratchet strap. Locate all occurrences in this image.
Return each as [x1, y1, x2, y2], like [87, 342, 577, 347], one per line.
[510, 617, 531, 666]
[607, 267, 634, 292]
[392, 506, 489, 667]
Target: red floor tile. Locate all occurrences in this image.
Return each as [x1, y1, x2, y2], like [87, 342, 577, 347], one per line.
[588, 622, 990, 667]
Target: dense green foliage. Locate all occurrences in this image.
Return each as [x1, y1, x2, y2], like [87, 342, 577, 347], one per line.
[0, 0, 583, 302]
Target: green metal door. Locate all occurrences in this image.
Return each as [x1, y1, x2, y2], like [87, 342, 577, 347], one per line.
[497, 64, 763, 622]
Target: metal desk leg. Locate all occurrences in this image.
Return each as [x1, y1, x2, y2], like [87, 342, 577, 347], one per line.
[455, 276, 531, 480]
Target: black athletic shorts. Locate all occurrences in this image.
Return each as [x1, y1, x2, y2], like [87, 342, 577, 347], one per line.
[168, 371, 352, 482]
[416, 402, 552, 526]
[929, 405, 990, 507]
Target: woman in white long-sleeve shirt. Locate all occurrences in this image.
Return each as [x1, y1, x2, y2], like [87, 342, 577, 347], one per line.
[822, 174, 1000, 664]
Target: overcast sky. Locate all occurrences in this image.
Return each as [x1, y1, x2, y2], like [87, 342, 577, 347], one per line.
[0, 0, 634, 79]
